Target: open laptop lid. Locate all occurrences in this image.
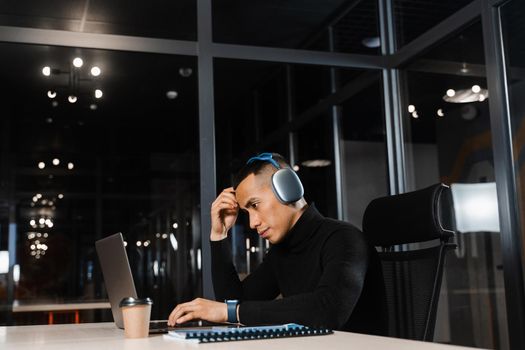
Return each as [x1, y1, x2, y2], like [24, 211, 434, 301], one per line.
[95, 232, 137, 328]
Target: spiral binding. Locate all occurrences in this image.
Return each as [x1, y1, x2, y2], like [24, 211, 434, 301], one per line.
[183, 325, 333, 343]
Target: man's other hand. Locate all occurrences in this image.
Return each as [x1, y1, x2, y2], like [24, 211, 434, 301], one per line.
[167, 298, 227, 326]
[210, 187, 239, 241]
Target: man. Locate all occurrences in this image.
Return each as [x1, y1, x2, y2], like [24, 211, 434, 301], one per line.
[168, 153, 387, 334]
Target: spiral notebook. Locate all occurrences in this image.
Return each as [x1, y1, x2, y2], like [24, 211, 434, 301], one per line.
[164, 323, 333, 343]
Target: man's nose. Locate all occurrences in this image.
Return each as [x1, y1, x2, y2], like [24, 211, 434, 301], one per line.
[249, 214, 261, 229]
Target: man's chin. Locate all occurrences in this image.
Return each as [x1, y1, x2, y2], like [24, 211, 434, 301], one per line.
[267, 234, 284, 245]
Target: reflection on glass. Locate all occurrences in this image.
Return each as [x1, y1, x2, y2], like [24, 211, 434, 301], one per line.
[402, 22, 509, 349]
[339, 76, 388, 228]
[0, 42, 200, 325]
[213, 0, 379, 54]
[0, 1, 196, 40]
[394, 0, 475, 47]
[501, 1, 525, 334]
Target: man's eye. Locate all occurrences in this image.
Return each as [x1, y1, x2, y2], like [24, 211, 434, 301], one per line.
[251, 203, 258, 209]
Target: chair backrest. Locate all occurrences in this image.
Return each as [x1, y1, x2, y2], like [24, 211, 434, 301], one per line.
[362, 183, 456, 341]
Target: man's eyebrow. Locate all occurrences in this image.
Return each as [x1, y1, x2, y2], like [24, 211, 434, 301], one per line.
[243, 197, 256, 208]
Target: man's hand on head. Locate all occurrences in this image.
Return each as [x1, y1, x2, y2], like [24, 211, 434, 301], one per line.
[210, 187, 239, 241]
[167, 298, 228, 326]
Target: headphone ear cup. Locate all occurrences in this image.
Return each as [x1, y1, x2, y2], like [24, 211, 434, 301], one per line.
[271, 168, 304, 204]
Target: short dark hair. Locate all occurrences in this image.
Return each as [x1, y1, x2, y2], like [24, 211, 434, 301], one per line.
[233, 153, 290, 190]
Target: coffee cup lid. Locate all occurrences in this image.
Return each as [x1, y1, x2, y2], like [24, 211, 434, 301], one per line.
[119, 297, 153, 307]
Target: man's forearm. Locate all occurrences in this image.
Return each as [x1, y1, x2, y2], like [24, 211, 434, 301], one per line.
[210, 239, 243, 300]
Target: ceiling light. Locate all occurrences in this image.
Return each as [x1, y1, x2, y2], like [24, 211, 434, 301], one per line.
[361, 36, 381, 48]
[170, 233, 178, 251]
[408, 104, 416, 113]
[166, 90, 178, 99]
[58, 194, 64, 199]
[30, 219, 36, 226]
[443, 88, 488, 103]
[411, 111, 419, 119]
[52, 101, 58, 107]
[136, 241, 142, 247]
[38, 162, 45, 169]
[47, 90, 56, 99]
[179, 68, 193, 77]
[301, 159, 332, 167]
[52, 158, 60, 166]
[46, 117, 53, 123]
[90, 66, 101, 76]
[73, 57, 83, 68]
[68, 162, 74, 170]
[36, 194, 42, 199]
[437, 109, 445, 117]
[95, 89, 103, 99]
[68, 95, 77, 103]
[471, 85, 481, 93]
[172, 223, 178, 229]
[460, 62, 469, 74]
[42, 66, 51, 76]
[293, 165, 300, 171]
[38, 218, 45, 225]
[446, 89, 456, 97]
[89, 104, 98, 110]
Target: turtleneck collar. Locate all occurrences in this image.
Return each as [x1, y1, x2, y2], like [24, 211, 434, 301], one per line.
[277, 203, 324, 250]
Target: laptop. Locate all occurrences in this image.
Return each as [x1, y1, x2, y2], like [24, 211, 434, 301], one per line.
[95, 232, 215, 334]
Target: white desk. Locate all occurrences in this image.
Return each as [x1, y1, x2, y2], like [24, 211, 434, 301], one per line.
[0, 322, 484, 350]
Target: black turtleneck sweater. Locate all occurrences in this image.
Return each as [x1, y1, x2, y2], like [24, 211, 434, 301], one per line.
[210, 205, 388, 335]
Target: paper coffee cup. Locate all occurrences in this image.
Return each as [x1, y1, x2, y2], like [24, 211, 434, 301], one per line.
[119, 297, 153, 338]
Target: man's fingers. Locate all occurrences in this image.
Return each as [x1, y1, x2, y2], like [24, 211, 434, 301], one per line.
[176, 312, 196, 324]
[168, 302, 195, 326]
[215, 190, 237, 203]
[212, 199, 238, 211]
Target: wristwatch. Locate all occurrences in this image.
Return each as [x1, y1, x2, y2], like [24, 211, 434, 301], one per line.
[225, 299, 239, 323]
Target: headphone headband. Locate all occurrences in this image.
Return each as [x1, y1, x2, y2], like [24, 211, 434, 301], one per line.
[246, 152, 281, 169]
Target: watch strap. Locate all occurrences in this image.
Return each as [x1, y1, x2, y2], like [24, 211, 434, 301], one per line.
[225, 300, 239, 323]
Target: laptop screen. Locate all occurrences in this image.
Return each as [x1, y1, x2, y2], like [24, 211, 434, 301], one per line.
[95, 232, 138, 328]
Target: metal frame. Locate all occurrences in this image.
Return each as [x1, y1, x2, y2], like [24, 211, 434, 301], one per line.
[390, 0, 482, 68]
[328, 26, 345, 220]
[481, 0, 525, 348]
[379, 0, 406, 195]
[0, 0, 524, 343]
[197, 0, 216, 300]
[0, 25, 198, 56]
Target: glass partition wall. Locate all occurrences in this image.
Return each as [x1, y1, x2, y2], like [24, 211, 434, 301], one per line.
[0, 43, 201, 324]
[1, 0, 524, 349]
[401, 21, 508, 349]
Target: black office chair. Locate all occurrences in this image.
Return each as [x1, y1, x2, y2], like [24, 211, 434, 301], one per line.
[362, 183, 457, 341]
